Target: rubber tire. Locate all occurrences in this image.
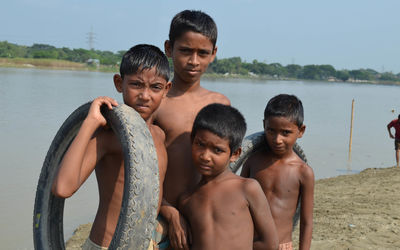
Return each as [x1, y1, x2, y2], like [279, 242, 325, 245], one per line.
[229, 131, 308, 230]
[33, 102, 159, 250]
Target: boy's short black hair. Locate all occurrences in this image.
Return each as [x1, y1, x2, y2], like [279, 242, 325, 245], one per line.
[264, 94, 304, 127]
[191, 103, 246, 154]
[120, 44, 170, 81]
[169, 10, 218, 49]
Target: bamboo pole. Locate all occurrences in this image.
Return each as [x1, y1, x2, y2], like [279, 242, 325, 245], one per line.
[347, 99, 355, 171]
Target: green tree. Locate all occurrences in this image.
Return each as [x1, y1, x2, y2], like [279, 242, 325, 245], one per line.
[336, 70, 350, 81]
[285, 64, 303, 78]
[302, 65, 320, 80]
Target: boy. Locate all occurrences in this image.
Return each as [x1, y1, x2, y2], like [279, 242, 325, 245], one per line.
[179, 103, 278, 250]
[241, 94, 314, 250]
[387, 114, 400, 168]
[154, 9, 230, 249]
[51, 44, 171, 249]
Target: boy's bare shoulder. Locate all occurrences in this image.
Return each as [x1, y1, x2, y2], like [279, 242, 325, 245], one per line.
[291, 154, 314, 182]
[200, 87, 230, 105]
[229, 174, 262, 194]
[297, 160, 314, 182]
[149, 124, 166, 142]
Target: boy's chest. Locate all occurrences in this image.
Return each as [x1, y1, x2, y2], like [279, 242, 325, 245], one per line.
[251, 166, 300, 196]
[156, 98, 210, 136]
[182, 188, 248, 222]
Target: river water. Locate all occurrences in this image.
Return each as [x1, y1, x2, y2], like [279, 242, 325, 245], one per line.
[0, 67, 398, 249]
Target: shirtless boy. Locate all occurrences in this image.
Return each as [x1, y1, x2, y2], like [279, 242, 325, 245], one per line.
[241, 94, 314, 250]
[51, 44, 171, 249]
[154, 10, 230, 249]
[179, 103, 278, 250]
[387, 114, 400, 168]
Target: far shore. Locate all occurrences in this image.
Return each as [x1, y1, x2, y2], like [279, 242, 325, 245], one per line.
[65, 166, 400, 250]
[1, 58, 400, 86]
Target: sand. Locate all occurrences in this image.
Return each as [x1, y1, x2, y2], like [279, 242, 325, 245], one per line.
[66, 167, 400, 250]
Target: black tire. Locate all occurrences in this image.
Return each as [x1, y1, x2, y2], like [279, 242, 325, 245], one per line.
[229, 131, 308, 229]
[33, 102, 159, 250]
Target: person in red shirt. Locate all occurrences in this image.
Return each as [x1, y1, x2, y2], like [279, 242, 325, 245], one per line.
[387, 114, 400, 168]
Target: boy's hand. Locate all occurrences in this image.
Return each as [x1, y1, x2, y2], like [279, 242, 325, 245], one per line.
[87, 96, 118, 127]
[168, 212, 190, 250]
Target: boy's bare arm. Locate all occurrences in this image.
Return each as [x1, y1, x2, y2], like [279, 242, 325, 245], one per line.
[388, 126, 395, 138]
[160, 198, 190, 250]
[245, 179, 279, 250]
[51, 97, 118, 197]
[299, 164, 315, 250]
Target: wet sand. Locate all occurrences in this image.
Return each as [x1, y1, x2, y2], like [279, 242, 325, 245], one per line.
[66, 167, 400, 249]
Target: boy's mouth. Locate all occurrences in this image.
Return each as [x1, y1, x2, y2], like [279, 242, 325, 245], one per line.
[198, 164, 212, 171]
[135, 104, 150, 112]
[271, 144, 285, 152]
[186, 68, 200, 75]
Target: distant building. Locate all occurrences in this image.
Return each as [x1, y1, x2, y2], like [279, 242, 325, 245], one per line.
[327, 76, 337, 82]
[87, 58, 100, 67]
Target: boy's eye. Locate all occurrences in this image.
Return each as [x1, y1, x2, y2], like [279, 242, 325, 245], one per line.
[180, 48, 192, 54]
[266, 128, 274, 134]
[151, 84, 163, 91]
[198, 50, 210, 57]
[282, 130, 292, 136]
[130, 81, 142, 88]
[194, 140, 204, 147]
[213, 147, 224, 154]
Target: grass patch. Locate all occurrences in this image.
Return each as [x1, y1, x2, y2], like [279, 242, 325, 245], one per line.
[0, 58, 118, 73]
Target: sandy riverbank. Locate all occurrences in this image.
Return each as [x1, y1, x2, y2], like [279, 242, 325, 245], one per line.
[66, 167, 400, 250]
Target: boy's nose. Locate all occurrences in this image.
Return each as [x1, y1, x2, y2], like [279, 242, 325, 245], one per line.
[274, 134, 283, 144]
[188, 53, 200, 66]
[139, 88, 151, 100]
[199, 150, 210, 162]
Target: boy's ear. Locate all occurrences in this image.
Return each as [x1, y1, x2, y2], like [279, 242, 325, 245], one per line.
[164, 81, 172, 96]
[164, 40, 172, 57]
[298, 125, 306, 138]
[230, 147, 242, 162]
[210, 45, 217, 63]
[113, 74, 123, 93]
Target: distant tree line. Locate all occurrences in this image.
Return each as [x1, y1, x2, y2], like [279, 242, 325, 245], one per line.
[0, 41, 123, 65]
[207, 57, 400, 82]
[1, 41, 399, 82]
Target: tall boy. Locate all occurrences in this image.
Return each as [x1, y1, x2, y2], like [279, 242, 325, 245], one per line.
[387, 114, 400, 168]
[241, 94, 314, 250]
[179, 103, 278, 250]
[154, 10, 230, 248]
[51, 44, 171, 249]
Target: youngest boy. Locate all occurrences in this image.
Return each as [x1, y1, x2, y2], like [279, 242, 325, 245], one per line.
[179, 103, 279, 250]
[241, 94, 314, 250]
[51, 44, 171, 249]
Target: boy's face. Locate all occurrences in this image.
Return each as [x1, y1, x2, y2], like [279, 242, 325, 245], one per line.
[191, 129, 240, 178]
[165, 31, 217, 84]
[114, 67, 171, 121]
[263, 116, 305, 157]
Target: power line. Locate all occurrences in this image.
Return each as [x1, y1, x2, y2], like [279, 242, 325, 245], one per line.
[86, 26, 96, 50]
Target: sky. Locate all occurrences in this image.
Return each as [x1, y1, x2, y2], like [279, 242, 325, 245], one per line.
[1, 0, 400, 73]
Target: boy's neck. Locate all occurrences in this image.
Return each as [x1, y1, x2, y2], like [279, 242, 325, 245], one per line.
[169, 76, 202, 95]
[267, 147, 296, 160]
[199, 168, 232, 184]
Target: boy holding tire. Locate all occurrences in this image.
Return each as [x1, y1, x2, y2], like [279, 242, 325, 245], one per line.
[153, 10, 230, 249]
[179, 103, 278, 250]
[240, 94, 314, 250]
[51, 44, 171, 249]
